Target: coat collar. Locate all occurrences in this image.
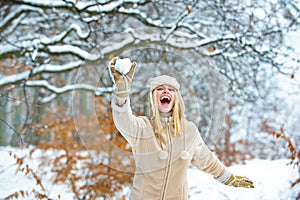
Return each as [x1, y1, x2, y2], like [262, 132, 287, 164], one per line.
[159, 111, 173, 123]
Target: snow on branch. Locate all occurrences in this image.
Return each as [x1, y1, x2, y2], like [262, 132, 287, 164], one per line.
[118, 7, 165, 28]
[25, 80, 113, 103]
[117, 5, 208, 40]
[20, 0, 71, 8]
[25, 80, 112, 94]
[124, 28, 244, 51]
[115, 8, 249, 54]
[0, 44, 21, 57]
[0, 61, 82, 87]
[1, 13, 27, 38]
[19, 0, 141, 13]
[0, 24, 90, 57]
[39, 24, 90, 45]
[48, 45, 99, 61]
[0, 5, 45, 32]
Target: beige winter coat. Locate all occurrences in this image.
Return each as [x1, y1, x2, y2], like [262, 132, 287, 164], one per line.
[112, 97, 229, 200]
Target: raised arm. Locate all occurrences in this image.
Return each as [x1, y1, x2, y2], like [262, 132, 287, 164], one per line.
[108, 57, 150, 146]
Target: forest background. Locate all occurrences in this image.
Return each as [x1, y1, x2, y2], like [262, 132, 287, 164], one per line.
[0, 0, 299, 199]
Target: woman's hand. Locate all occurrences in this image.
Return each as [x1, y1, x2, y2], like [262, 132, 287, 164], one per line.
[109, 57, 137, 98]
[224, 174, 255, 188]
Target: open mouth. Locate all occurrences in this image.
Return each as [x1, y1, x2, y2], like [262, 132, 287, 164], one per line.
[160, 96, 171, 105]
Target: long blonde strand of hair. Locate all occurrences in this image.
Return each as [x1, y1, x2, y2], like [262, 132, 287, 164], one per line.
[150, 91, 163, 134]
[173, 90, 184, 135]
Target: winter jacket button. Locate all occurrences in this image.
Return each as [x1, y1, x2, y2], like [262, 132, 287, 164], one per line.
[181, 151, 190, 160]
[159, 150, 168, 160]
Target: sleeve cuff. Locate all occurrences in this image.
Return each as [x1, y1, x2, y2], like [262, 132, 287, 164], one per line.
[111, 96, 130, 112]
[215, 169, 232, 183]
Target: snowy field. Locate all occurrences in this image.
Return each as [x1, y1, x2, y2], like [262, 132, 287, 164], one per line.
[0, 147, 299, 200]
[188, 159, 299, 200]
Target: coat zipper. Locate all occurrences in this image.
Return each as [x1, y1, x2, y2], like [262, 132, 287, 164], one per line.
[160, 118, 172, 200]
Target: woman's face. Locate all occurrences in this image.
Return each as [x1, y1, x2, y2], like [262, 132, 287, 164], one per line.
[155, 84, 176, 113]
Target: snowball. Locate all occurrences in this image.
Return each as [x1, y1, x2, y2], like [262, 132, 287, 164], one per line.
[114, 58, 132, 74]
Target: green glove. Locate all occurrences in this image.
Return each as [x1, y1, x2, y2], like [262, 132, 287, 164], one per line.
[224, 174, 255, 188]
[109, 57, 137, 98]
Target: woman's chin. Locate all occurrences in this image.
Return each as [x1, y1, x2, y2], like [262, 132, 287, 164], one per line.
[158, 106, 172, 113]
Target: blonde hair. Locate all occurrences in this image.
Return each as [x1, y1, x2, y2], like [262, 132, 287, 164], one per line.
[150, 89, 185, 136]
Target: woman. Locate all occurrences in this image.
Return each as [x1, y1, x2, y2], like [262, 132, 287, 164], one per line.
[109, 57, 254, 200]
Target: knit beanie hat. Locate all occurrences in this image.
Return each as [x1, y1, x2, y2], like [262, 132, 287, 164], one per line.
[150, 75, 180, 91]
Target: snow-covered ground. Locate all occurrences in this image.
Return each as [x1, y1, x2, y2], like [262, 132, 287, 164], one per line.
[0, 147, 299, 200]
[0, 147, 74, 200]
[188, 159, 299, 200]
